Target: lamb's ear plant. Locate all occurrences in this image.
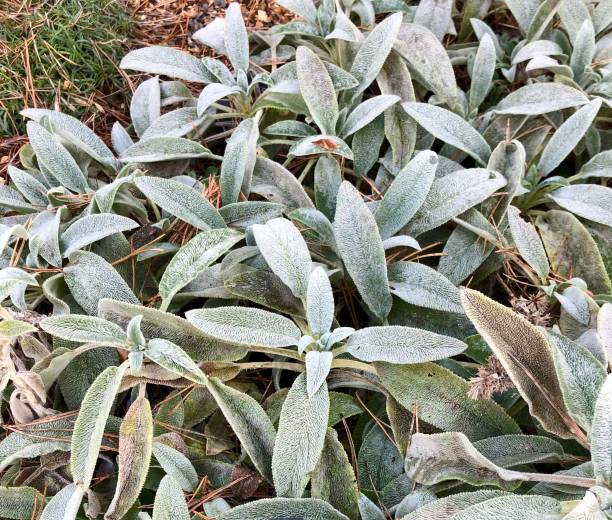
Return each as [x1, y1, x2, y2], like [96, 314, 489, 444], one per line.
[1, 0, 612, 518]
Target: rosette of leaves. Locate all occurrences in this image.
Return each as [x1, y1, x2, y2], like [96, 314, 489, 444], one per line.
[0, 0, 611, 518]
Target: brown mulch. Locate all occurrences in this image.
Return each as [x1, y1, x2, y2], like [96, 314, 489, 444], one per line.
[1, 0, 293, 177]
[128, 0, 293, 54]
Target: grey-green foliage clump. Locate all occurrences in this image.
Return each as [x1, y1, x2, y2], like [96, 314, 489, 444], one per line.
[1, 0, 612, 518]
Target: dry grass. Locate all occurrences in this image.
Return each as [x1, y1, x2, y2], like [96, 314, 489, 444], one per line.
[1, 0, 293, 178]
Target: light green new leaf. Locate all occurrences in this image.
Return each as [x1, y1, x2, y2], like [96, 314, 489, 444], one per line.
[334, 182, 391, 321]
[394, 23, 458, 107]
[570, 18, 595, 81]
[152, 441, 198, 492]
[538, 99, 602, 176]
[105, 396, 153, 520]
[388, 261, 463, 314]
[452, 495, 561, 520]
[94, 172, 138, 213]
[547, 330, 606, 433]
[159, 228, 242, 308]
[152, 476, 190, 520]
[197, 83, 241, 116]
[120, 46, 214, 83]
[186, 306, 301, 348]
[341, 95, 400, 138]
[558, 0, 591, 42]
[306, 267, 334, 337]
[461, 288, 575, 439]
[120, 137, 211, 163]
[526, 0, 562, 40]
[413, 0, 453, 40]
[346, 325, 466, 363]
[376, 362, 520, 440]
[326, 9, 362, 41]
[225, 2, 249, 72]
[206, 377, 277, 483]
[592, 0, 612, 34]
[470, 33, 496, 110]
[40, 315, 127, 345]
[60, 214, 138, 258]
[40, 484, 84, 520]
[494, 83, 589, 115]
[383, 235, 420, 250]
[270, 60, 358, 91]
[599, 304, 612, 356]
[272, 373, 329, 498]
[64, 251, 139, 315]
[591, 374, 612, 486]
[27, 121, 89, 193]
[507, 206, 549, 279]
[135, 176, 226, 230]
[219, 498, 350, 520]
[405, 432, 522, 490]
[192, 17, 226, 55]
[305, 351, 333, 398]
[145, 338, 207, 384]
[0, 268, 38, 303]
[358, 494, 385, 520]
[576, 150, 612, 179]
[71, 363, 127, 488]
[0, 185, 39, 214]
[275, 0, 317, 24]
[311, 428, 359, 520]
[7, 165, 47, 205]
[504, 0, 540, 33]
[0, 320, 36, 338]
[549, 184, 612, 228]
[511, 39, 564, 64]
[291, 208, 337, 256]
[296, 46, 338, 135]
[111, 122, 133, 154]
[403, 168, 506, 236]
[402, 102, 491, 165]
[349, 12, 403, 98]
[29, 209, 64, 267]
[38, 344, 104, 391]
[130, 76, 160, 138]
[557, 285, 590, 325]
[21, 108, 116, 169]
[220, 117, 259, 205]
[0, 185, 37, 214]
[252, 217, 312, 299]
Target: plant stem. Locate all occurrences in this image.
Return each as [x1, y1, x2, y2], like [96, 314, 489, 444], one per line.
[237, 361, 304, 372]
[332, 359, 378, 375]
[517, 471, 597, 489]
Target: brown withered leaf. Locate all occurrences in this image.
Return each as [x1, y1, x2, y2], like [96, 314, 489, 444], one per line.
[461, 288, 583, 443]
[105, 395, 153, 520]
